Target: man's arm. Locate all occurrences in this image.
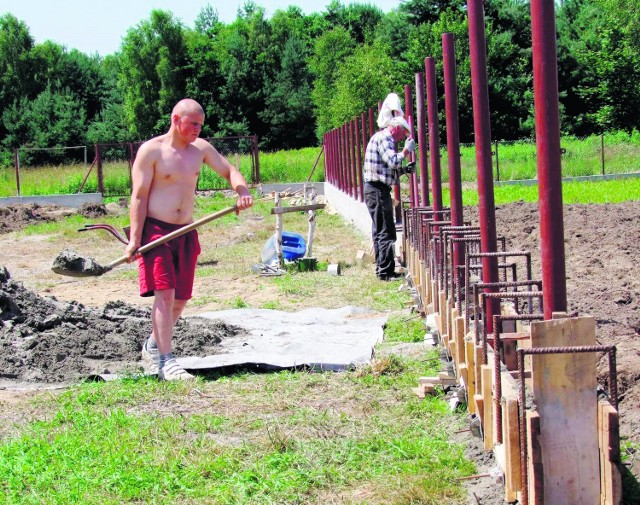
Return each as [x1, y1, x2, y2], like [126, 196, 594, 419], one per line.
[201, 141, 253, 210]
[125, 143, 155, 260]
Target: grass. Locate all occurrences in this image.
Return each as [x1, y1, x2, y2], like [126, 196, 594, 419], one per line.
[0, 188, 475, 504]
[0, 340, 471, 504]
[2, 173, 638, 504]
[436, 177, 640, 207]
[2, 133, 639, 197]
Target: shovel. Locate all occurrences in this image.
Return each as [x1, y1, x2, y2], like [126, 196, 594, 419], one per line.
[52, 205, 238, 277]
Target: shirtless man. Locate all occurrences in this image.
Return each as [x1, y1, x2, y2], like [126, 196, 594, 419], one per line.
[125, 98, 253, 381]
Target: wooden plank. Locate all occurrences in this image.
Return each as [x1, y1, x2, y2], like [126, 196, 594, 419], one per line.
[270, 203, 326, 214]
[474, 344, 483, 397]
[439, 291, 448, 342]
[466, 339, 476, 415]
[504, 397, 521, 502]
[455, 317, 465, 381]
[601, 402, 622, 505]
[527, 411, 544, 505]
[531, 316, 599, 504]
[449, 305, 458, 354]
[482, 365, 494, 451]
[474, 394, 484, 427]
[498, 332, 531, 341]
[599, 401, 606, 504]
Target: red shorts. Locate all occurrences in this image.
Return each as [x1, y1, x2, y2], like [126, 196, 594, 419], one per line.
[137, 217, 201, 300]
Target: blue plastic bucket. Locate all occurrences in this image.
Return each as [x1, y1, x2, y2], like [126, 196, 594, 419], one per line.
[261, 232, 307, 264]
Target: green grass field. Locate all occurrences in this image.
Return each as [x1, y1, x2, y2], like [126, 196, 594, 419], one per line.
[2, 133, 639, 198]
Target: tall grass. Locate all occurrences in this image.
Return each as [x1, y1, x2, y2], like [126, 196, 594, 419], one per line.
[442, 177, 640, 207]
[1, 133, 639, 198]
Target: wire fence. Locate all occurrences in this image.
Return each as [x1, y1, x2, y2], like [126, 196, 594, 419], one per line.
[0, 136, 260, 198]
[2, 133, 640, 199]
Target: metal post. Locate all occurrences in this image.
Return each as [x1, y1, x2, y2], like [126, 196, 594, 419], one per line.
[601, 133, 605, 176]
[360, 112, 367, 202]
[425, 57, 442, 214]
[415, 72, 430, 207]
[346, 120, 354, 198]
[95, 144, 104, 195]
[468, 0, 500, 333]
[531, 0, 567, 318]
[404, 84, 419, 208]
[442, 34, 466, 280]
[494, 140, 500, 182]
[14, 148, 21, 196]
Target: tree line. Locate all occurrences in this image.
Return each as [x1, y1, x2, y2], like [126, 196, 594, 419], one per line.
[1, 0, 638, 167]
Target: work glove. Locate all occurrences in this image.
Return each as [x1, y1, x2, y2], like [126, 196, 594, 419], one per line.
[398, 161, 416, 176]
[405, 138, 416, 153]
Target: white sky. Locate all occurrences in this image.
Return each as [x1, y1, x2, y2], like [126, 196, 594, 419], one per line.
[2, 0, 403, 57]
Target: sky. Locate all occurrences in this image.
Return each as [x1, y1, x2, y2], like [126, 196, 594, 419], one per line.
[2, 0, 403, 57]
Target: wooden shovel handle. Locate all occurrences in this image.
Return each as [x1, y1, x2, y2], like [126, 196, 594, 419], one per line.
[103, 205, 238, 271]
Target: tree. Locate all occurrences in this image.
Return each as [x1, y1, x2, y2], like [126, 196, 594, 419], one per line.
[309, 27, 357, 137]
[0, 14, 37, 140]
[329, 43, 399, 128]
[118, 10, 188, 139]
[261, 34, 315, 149]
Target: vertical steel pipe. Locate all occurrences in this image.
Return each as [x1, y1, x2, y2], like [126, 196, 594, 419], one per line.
[355, 116, 363, 202]
[425, 57, 443, 215]
[442, 34, 465, 284]
[415, 72, 430, 207]
[531, 0, 567, 318]
[404, 84, 419, 208]
[346, 119, 354, 198]
[468, 0, 499, 333]
[369, 108, 375, 137]
[339, 125, 346, 193]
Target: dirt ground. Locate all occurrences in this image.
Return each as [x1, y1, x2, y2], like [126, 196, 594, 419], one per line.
[1, 200, 639, 500]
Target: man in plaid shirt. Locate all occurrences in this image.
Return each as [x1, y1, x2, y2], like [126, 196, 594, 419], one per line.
[363, 116, 415, 281]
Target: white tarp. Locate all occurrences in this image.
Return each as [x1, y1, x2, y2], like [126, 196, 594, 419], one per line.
[177, 306, 387, 372]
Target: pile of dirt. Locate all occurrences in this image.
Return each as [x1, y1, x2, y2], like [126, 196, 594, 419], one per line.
[0, 204, 57, 234]
[0, 266, 243, 384]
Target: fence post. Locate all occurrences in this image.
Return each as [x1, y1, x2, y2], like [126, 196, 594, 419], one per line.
[14, 148, 21, 196]
[95, 144, 104, 195]
[494, 140, 500, 182]
[601, 133, 605, 176]
[252, 135, 261, 184]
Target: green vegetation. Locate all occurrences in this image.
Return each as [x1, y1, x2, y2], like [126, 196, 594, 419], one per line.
[2, 0, 640, 164]
[443, 177, 640, 207]
[3, 135, 640, 198]
[0, 335, 471, 505]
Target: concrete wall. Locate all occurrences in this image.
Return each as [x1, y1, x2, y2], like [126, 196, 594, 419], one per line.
[323, 183, 371, 239]
[0, 193, 103, 208]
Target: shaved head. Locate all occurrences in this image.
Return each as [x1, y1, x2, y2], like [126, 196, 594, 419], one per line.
[172, 99, 204, 118]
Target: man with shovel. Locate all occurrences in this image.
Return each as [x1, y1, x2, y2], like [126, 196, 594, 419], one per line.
[125, 98, 253, 381]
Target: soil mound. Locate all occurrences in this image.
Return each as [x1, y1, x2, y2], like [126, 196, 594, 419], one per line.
[79, 202, 108, 218]
[0, 266, 243, 384]
[0, 204, 56, 234]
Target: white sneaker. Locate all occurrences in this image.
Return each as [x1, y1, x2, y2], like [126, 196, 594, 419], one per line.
[141, 338, 160, 375]
[158, 358, 195, 381]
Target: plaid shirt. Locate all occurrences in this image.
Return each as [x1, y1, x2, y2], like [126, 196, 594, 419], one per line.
[363, 129, 406, 187]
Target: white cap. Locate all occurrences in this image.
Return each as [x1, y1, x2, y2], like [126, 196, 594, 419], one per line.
[377, 92, 404, 128]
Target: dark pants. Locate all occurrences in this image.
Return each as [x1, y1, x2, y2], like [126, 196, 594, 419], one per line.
[364, 181, 397, 279]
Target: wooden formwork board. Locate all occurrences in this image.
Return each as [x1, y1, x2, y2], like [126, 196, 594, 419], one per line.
[454, 317, 465, 381]
[481, 365, 494, 451]
[530, 316, 600, 505]
[527, 411, 543, 505]
[598, 400, 622, 505]
[465, 339, 476, 415]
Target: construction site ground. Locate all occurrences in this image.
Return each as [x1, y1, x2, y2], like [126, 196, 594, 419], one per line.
[0, 199, 639, 500]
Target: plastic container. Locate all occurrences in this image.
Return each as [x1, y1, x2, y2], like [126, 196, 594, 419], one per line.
[261, 232, 307, 264]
